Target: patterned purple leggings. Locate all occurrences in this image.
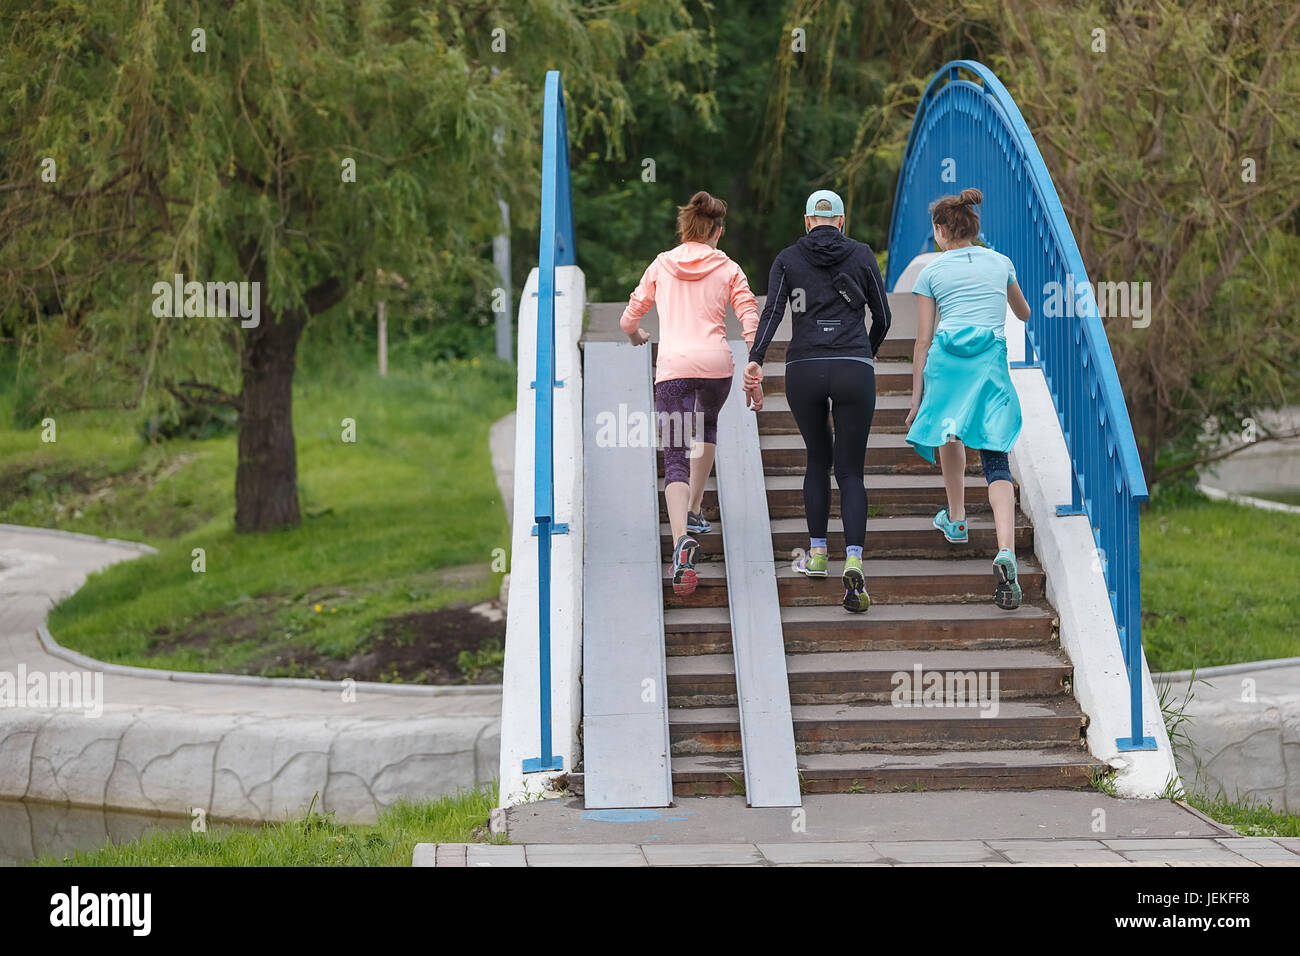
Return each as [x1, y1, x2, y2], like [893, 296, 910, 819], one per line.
[654, 376, 732, 486]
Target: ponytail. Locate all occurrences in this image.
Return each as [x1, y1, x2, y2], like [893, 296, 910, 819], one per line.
[677, 190, 726, 243]
[930, 187, 983, 241]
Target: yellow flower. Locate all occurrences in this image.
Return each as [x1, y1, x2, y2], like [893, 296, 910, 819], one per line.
[313, 604, 321, 612]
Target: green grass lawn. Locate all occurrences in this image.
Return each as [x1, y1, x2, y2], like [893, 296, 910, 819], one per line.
[32, 786, 503, 867]
[1, 334, 514, 677]
[1141, 496, 1300, 672]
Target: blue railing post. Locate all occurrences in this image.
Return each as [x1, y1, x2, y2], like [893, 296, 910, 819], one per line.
[522, 70, 575, 774]
[887, 61, 1156, 752]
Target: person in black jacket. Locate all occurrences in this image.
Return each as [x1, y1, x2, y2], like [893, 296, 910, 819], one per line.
[743, 189, 891, 613]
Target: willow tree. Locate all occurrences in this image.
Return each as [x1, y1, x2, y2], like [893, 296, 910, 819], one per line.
[0, 0, 713, 530]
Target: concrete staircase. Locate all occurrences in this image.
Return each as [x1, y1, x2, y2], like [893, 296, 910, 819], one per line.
[650, 293, 1104, 796]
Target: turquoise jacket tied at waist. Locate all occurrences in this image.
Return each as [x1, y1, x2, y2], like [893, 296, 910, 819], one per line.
[906, 325, 1022, 464]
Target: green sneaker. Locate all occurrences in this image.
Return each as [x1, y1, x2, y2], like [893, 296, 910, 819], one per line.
[795, 550, 829, 578]
[993, 548, 1022, 610]
[842, 555, 870, 613]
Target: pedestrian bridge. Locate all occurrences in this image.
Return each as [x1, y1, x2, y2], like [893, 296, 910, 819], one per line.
[497, 62, 1176, 809]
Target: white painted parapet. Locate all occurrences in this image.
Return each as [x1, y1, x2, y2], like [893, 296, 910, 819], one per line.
[497, 265, 587, 806]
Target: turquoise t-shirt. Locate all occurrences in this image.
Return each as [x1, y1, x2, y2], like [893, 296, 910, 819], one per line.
[912, 246, 1016, 339]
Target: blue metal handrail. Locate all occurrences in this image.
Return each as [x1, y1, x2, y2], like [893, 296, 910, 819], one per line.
[523, 71, 576, 773]
[886, 61, 1155, 751]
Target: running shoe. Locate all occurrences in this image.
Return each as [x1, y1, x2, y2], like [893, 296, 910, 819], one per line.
[933, 508, 969, 544]
[795, 550, 829, 578]
[993, 548, 1022, 610]
[686, 510, 712, 534]
[672, 535, 700, 597]
[842, 555, 870, 613]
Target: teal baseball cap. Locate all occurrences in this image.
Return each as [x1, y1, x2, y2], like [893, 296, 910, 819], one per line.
[805, 189, 845, 217]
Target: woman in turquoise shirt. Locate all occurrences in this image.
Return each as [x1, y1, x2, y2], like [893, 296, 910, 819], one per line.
[905, 188, 1033, 610]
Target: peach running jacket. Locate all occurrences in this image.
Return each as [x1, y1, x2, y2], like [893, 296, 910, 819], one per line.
[619, 242, 759, 384]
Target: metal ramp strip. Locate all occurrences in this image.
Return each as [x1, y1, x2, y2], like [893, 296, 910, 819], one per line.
[714, 341, 802, 807]
[580, 341, 673, 807]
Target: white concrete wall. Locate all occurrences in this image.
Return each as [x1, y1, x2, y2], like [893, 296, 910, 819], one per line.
[497, 265, 586, 806]
[893, 256, 1178, 796]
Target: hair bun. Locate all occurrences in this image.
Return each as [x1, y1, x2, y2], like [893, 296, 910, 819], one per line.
[690, 190, 727, 218]
[959, 187, 983, 206]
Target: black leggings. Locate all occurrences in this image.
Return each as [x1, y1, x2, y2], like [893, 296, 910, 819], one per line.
[784, 358, 876, 549]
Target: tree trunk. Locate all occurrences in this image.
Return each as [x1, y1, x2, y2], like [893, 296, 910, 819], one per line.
[235, 308, 307, 532]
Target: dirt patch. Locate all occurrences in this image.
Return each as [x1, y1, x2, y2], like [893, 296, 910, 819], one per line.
[150, 594, 505, 685]
[253, 607, 505, 684]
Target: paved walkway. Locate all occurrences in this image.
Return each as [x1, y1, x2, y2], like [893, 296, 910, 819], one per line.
[0, 525, 500, 824]
[414, 792, 1300, 866]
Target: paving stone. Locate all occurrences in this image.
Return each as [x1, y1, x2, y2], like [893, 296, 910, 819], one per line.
[756, 842, 882, 865]
[987, 839, 1125, 864]
[524, 844, 646, 867]
[466, 844, 527, 867]
[411, 843, 438, 867]
[1121, 851, 1253, 864]
[641, 843, 765, 866]
[871, 840, 1000, 863]
[1214, 842, 1300, 863]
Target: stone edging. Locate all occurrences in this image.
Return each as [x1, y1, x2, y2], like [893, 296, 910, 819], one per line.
[1197, 484, 1300, 515]
[37, 626, 502, 697]
[0, 522, 160, 554]
[9, 522, 500, 699]
[1153, 656, 1300, 684]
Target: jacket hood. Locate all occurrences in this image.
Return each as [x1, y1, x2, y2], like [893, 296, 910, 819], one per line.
[796, 225, 856, 267]
[658, 242, 732, 280]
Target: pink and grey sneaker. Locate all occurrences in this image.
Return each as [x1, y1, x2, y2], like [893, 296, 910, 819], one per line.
[672, 535, 700, 597]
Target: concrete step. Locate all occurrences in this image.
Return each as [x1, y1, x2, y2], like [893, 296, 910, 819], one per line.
[659, 474, 1002, 521]
[760, 360, 913, 396]
[669, 699, 1087, 755]
[762, 473, 1005, 517]
[666, 748, 1103, 796]
[758, 393, 913, 433]
[758, 431, 981, 475]
[660, 513, 1033, 562]
[759, 335, 915, 364]
[774, 556, 1045, 605]
[662, 555, 1045, 608]
[662, 602, 1058, 656]
[666, 647, 1072, 706]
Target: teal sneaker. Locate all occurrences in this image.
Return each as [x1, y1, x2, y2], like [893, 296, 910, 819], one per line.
[795, 550, 829, 578]
[842, 555, 870, 613]
[993, 548, 1022, 610]
[686, 510, 712, 534]
[933, 508, 969, 544]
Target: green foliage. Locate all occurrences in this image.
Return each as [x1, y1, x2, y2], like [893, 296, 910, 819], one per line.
[457, 638, 505, 682]
[140, 404, 238, 444]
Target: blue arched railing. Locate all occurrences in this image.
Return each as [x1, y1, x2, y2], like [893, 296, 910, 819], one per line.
[887, 61, 1155, 751]
[523, 70, 576, 773]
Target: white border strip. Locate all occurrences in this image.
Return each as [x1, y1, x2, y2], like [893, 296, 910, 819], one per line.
[1197, 484, 1300, 515]
[0, 522, 159, 554]
[1153, 656, 1300, 684]
[36, 625, 500, 697]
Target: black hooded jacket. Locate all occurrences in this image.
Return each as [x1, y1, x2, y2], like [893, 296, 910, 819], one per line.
[747, 225, 891, 367]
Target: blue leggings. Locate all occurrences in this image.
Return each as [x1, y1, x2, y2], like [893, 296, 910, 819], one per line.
[980, 449, 1012, 484]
